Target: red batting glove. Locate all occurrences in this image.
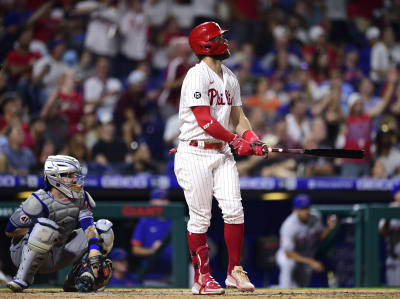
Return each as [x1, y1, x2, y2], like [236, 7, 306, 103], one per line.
[251, 141, 269, 157]
[229, 134, 253, 156]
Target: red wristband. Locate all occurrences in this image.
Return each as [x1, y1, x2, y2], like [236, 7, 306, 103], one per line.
[242, 130, 260, 143]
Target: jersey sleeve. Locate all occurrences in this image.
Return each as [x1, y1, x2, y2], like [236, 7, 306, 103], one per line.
[6, 206, 35, 232]
[182, 68, 210, 108]
[131, 219, 146, 247]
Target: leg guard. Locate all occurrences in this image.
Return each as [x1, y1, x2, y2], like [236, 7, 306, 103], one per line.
[7, 219, 59, 292]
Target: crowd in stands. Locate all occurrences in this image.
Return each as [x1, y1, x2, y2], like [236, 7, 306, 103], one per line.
[0, 0, 399, 178]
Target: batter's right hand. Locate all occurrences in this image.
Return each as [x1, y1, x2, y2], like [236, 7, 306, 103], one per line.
[230, 134, 253, 155]
[251, 141, 268, 158]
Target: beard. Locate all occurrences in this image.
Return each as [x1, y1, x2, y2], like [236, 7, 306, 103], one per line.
[213, 49, 231, 61]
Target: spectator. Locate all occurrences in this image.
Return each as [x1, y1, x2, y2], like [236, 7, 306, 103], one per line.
[131, 188, 172, 286]
[32, 38, 69, 107]
[117, 0, 149, 80]
[368, 26, 388, 84]
[5, 28, 40, 85]
[23, 116, 46, 158]
[341, 45, 364, 89]
[301, 117, 335, 176]
[285, 96, 311, 146]
[40, 69, 83, 133]
[76, 0, 120, 59]
[0, 92, 27, 133]
[244, 77, 280, 117]
[374, 125, 400, 178]
[0, 122, 36, 174]
[340, 70, 395, 177]
[29, 139, 56, 174]
[379, 182, 400, 286]
[258, 25, 301, 75]
[83, 57, 122, 123]
[90, 116, 132, 174]
[276, 194, 337, 288]
[158, 37, 192, 118]
[303, 25, 337, 73]
[108, 248, 140, 287]
[311, 86, 345, 148]
[114, 67, 148, 126]
[169, 0, 195, 31]
[143, 0, 170, 29]
[42, 93, 69, 152]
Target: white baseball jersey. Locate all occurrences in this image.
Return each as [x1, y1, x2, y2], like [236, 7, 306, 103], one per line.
[174, 60, 244, 234]
[278, 210, 324, 258]
[178, 61, 241, 142]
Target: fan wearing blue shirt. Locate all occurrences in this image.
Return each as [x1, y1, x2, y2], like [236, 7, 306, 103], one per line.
[131, 188, 172, 285]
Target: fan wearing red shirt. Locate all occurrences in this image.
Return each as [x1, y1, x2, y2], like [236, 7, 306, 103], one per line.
[341, 71, 395, 177]
[5, 28, 41, 84]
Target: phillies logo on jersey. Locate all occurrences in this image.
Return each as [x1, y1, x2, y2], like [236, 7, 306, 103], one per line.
[208, 88, 232, 106]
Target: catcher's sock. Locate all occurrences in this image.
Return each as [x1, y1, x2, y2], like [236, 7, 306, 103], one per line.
[224, 223, 244, 274]
[187, 231, 207, 281]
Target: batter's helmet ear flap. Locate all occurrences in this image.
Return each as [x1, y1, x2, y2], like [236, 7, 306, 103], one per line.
[189, 22, 229, 56]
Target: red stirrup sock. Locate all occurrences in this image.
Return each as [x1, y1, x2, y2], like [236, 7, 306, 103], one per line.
[187, 231, 207, 280]
[224, 223, 244, 274]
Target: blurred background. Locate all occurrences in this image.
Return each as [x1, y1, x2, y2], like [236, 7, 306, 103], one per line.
[0, 0, 399, 290]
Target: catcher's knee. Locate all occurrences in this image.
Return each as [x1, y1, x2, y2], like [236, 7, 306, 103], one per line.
[28, 218, 60, 253]
[95, 219, 114, 255]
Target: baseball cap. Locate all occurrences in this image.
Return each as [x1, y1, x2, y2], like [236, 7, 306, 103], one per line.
[366, 27, 380, 40]
[108, 248, 128, 261]
[293, 194, 311, 209]
[273, 25, 288, 39]
[127, 70, 146, 85]
[309, 25, 325, 42]
[150, 188, 168, 200]
[347, 92, 362, 109]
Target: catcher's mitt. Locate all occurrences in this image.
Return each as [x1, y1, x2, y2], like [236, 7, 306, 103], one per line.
[75, 255, 113, 292]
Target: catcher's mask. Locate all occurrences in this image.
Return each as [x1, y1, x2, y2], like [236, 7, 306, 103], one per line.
[44, 155, 85, 200]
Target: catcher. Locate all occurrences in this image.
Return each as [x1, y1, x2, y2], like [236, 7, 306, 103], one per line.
[5, 155, 114, 292]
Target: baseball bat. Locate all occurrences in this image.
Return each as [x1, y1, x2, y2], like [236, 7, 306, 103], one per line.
[262, 147, 364, 159]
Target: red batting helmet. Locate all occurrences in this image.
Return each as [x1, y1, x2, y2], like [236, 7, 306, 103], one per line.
[189, 22, 228, 56]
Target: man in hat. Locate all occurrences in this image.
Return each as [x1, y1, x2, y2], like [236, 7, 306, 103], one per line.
[131, 188, 172, 285]
[276, 194, 337, 288]
[108, 248, 139, 287]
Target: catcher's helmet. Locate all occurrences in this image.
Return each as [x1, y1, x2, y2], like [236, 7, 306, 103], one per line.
[44, 155, 85, 200]
[189, 22, 228, 56]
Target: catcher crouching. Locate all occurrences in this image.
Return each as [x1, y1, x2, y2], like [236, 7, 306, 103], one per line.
[4, 155, 114, 292]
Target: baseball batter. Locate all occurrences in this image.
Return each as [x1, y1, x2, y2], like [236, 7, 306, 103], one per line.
[174, 21, 268, 295]
[379, 182, 400, 286]
[5, 155, 114, 292]
[276, 194, 337, 288]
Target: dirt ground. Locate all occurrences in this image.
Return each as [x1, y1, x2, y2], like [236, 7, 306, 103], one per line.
[1, 288, 400, 299]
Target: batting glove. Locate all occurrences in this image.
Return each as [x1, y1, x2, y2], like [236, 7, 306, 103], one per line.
[230, 134, 253, 156]
[251, 141, 269, 157]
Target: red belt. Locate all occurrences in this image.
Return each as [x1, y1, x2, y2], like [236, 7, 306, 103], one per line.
[189, 140, 223, 150]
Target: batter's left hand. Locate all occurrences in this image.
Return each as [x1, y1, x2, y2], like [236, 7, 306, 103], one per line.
[251, 141, 268, 158]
